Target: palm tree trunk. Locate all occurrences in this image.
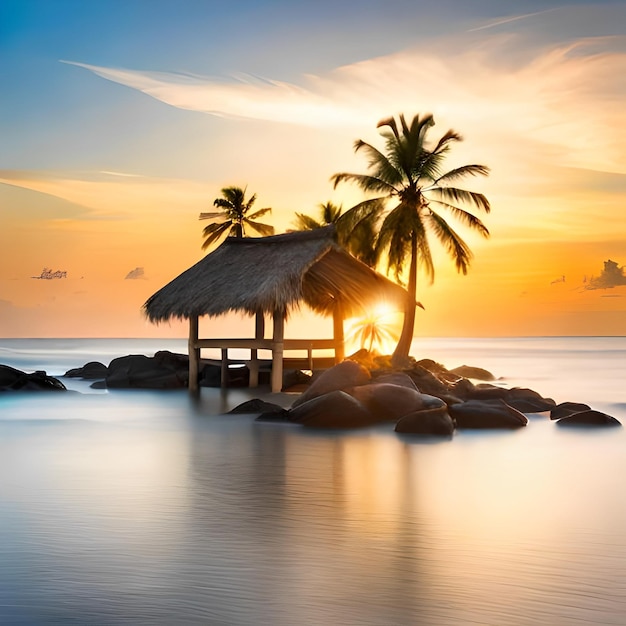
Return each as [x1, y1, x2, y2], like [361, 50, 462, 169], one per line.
[391, 234, 418, 367]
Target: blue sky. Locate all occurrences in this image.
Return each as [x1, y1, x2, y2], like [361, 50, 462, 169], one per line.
[1, 0, 626, 337]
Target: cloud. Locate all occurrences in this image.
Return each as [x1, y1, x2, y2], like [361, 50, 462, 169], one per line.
[585, 259, 626, 290]
[62, 29, 626, 176]
[467, 9, 557, 33]
[124, 267, 146, 280]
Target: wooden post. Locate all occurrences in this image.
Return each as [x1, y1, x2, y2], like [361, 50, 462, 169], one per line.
[249, 310, 265, 388]
[188, 315, 199, 391]
[333, 301, 345, 363]
[271, 309, 284, 393]
[221, 347, 228, 388]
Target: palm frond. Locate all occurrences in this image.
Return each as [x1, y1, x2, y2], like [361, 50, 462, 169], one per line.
[427, 200, 490, 237]
[354, 140, 404, 186]
[426, 211, 474, 275]
[293, 213, 324, 230]
[331, 172, 397, 195]
[201, 221, 232, 250]
[429, 187, 491, 213]
[199, 211, 227, 221]
[432, 164, 490, 185]
[245, 220, 274, 236]
[247, 207, 272, 220]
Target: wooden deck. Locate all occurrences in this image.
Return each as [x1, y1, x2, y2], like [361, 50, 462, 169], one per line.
[190, 337, 339, 389]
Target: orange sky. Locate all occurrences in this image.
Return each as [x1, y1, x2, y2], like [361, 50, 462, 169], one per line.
[2, 2, 625, 339]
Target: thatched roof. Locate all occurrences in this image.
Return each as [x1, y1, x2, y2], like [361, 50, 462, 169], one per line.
[143, 227, 408, 322]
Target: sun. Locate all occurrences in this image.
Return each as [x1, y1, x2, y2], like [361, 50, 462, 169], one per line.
[346, 303, 401, 355]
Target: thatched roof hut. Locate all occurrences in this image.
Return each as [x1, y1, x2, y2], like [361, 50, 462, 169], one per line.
[144, 227, 408, 391]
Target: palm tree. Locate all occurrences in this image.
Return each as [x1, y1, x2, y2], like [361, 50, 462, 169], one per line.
[347, 309, 399, 354]
[331, 113, 491, 365]
[199, 186, 274, 250]
[293, 200, 383, 267]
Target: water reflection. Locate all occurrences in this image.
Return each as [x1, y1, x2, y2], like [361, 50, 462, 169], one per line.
[1, 389, 626, 624]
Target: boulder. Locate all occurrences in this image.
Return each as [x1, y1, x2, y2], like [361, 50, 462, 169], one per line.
[556, 410, 622, 427]
[550, 402, 592, 420]
[504, 388, 556, 413]
[449, 365, 496, 381]
[404, 365, 450, 397]
[0, 365, 67, 392]
[106, 353, 189, 389]
[371, 372, 419, 390]
[290, 360, 371, 408]
[349, 383, 444, 422]
[288, 390, 376, 429]
[449, 399, 528, 429]
[395, 406, 455, 436]
[228, 399, 286, 415]
[64, 361, 108, 379]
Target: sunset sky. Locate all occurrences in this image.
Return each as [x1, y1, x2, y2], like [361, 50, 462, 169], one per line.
[2, 0, 626, 340]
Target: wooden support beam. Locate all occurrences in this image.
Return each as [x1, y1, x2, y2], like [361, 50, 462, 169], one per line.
[188, 315, 199, 391]
[249, 310, 265, 388]
[333, 301, 345, 363]
[271, 309, 285, 393]
[220, 347, 228, 388]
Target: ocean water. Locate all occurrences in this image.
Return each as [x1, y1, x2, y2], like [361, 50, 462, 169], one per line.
[0, 337, 625, 625]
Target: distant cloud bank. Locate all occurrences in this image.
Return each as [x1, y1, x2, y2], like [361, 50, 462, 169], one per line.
[124, 267, 145, 280]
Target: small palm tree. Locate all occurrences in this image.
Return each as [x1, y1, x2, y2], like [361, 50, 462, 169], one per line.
[199, 186, 274, 250]
[347, 310, 400, 354]
[293, 200, 383, 267]
[332, 113, 491, 365]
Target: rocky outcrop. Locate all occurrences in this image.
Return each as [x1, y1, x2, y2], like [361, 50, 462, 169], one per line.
[448, 399, 528, 429]
[106, 352, 189, 389]
[348, 383, 444, 422]
[64, 361, 108, 380]
[449, 365, 496, 381]
[288, 390, 376, 429]
[395, 406, 455, 436]
[0, 365, 67, 392]
[556, 410, 621, 427]
[290, 360, 371, 408]
[550, 402, 591, 420]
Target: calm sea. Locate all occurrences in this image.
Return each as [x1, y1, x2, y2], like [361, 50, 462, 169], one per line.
[0, 337, 625, 625]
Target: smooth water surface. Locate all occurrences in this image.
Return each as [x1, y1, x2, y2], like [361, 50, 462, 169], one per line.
[1, 338, 625, 625]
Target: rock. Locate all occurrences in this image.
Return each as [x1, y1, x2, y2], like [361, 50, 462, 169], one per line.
[89, 380, 107, 389]
[556, 410, 622, 427]
[415, 359, 459, 382]
[395, 406, 455, 436]
[449, 365, 496, 381]
[288, 390, 376, 429]
[290, 360, 371, 408]
[504, 388, 556, 413]
[349, 383, 444, 422]
[228, 399, 286, 415]
[449, 399, 528, 429]
[404, 365, 450, 397]
[0, 364, 67, 392]
[106, 353, 189, 389]
[550, 402, 592, 420]
[371, 372, 419, 390]
[64, 361, 108, 379]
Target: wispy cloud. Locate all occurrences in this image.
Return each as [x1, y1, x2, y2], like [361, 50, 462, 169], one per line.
[61, 60, 360, 127]
[61, 32, 626, 177]
[467, 9, 557, 32]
